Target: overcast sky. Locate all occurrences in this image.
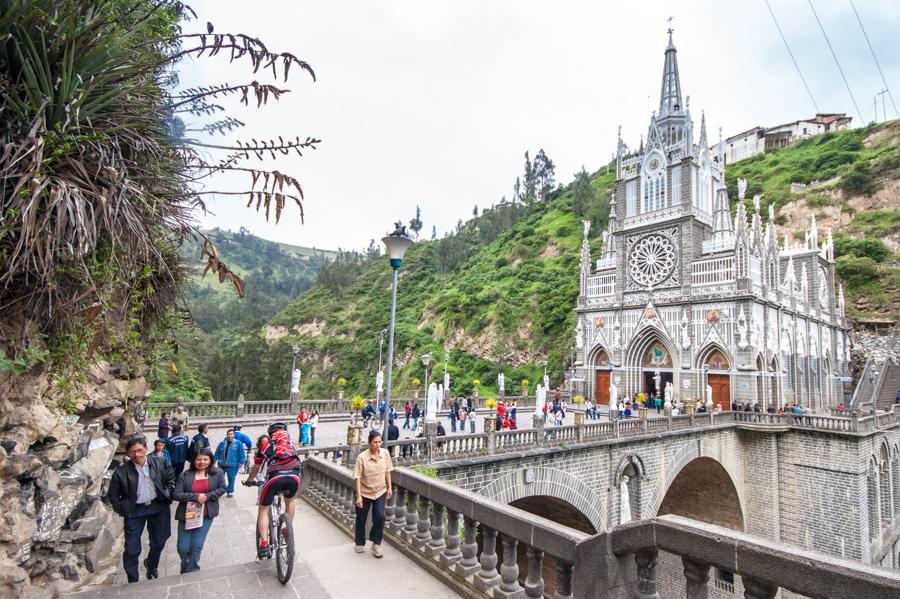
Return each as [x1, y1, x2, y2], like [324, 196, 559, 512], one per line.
[177, 0, 900, 252]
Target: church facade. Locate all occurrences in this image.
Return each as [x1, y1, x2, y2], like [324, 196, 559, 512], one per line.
[573, 31, 851, 411]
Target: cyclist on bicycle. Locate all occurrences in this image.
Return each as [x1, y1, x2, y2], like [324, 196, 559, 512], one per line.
[243, 423, 302, 558]
[361, 400, 376, 426]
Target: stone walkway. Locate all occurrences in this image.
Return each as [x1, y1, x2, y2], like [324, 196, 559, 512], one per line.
[67, 473, 460, 598]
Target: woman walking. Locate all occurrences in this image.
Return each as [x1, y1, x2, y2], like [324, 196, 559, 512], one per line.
[173, 448, 226, 573]
[310, 410, 319, 446]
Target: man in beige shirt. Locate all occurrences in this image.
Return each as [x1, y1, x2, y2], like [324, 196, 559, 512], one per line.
[353, 430, 393, 557]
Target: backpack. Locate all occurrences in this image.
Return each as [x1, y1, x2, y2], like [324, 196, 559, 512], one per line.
[269, 428, 297, 461]
[188, 434, 208, 461]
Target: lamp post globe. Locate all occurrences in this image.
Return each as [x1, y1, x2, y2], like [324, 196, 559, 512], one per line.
[421, 352, 432, 397]
[380, 221, 414, 443]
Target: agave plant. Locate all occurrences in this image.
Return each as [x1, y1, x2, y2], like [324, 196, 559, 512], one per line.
[0, 0, 317, 362]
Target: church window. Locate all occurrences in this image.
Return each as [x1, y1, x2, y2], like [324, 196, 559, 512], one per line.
[626, 180, 637, 217]
[643, 177, 651, 213]
[767, 261, 776, 288]
[736, 246, 747, 278]
[671, 165, 681, 205]
[657, 173, 666, 210]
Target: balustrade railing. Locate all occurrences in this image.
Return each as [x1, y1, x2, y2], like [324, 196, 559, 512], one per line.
[302, 457, 900, 598]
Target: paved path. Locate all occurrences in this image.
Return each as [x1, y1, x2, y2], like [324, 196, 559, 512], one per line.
[68, 471, 459, 598]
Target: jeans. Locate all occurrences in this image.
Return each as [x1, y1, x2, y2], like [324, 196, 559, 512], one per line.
[412, 417, 418, 430]
[311, 427, 316, 446]
[450, 418, 457, 432]
[354, 493, 386, 547]
[222, 465, 239, 494]
[176, 516, 213, 573]
[403, 414, 410, 429]
[123, 502, 171, 583]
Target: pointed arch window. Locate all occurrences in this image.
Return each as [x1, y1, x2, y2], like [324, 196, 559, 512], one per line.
[736, 245, 747, 278]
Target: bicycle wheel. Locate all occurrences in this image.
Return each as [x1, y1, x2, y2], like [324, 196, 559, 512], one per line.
[274, 512, 295, 584]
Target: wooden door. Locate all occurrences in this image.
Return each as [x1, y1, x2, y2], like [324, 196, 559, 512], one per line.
[708, 374, 730, 409]
[595, 370, 610, 404]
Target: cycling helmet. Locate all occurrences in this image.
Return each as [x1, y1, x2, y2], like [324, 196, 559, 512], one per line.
[233, 424, 242, 431]
[267, 422, 288, 436]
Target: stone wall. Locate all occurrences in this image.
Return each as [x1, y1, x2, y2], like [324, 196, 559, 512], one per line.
[0, 359, 148, 598]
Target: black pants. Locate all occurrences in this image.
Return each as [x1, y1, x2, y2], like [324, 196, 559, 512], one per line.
[123, 502, 171, 583]
[354, 493, 386, 547]
[172, 461, 185, 478]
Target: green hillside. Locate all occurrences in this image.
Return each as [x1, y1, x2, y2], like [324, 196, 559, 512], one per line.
[167, 122, 900, 404]
[184, 228, 335, 334]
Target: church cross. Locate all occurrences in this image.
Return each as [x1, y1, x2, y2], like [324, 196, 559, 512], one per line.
[667, 16, 674, 34]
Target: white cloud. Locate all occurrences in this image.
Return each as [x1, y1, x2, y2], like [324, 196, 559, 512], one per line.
[178, 0, 900, 251]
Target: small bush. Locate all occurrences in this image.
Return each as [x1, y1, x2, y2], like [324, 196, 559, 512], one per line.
[833, 237, 891, 262]
[840, 162, 880, 197]
[835, 255, 878, 287]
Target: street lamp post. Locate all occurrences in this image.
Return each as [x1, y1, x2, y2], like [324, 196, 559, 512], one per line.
[380, 222, 414, 445]
[421, 353, 432, 398]
[289, 345, 300, 412]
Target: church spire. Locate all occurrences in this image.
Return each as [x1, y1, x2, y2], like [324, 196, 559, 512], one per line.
[658, 26, 683, 117]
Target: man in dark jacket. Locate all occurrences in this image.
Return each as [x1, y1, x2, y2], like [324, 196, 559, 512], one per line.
[165, 424, 190, 477]
[386, 418, 400, 457]
[187, 423, 210, 463]
[106, 436, 176, 582]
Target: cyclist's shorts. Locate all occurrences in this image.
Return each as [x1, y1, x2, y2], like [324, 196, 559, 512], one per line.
[259, 471, 301, 506]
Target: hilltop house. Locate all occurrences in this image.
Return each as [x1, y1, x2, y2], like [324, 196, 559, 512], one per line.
[722, 113, 852, 165]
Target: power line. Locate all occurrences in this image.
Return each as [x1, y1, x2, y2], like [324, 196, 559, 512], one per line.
[763, 0, 820, 113]
[806, 0, 866, 123]
[848, 0, 899, 118]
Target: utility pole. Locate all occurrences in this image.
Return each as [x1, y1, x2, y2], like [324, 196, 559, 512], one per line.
[877, 89, 889, 123]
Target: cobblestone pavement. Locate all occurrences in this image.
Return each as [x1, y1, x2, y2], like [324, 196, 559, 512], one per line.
[68, 465, 458, 598]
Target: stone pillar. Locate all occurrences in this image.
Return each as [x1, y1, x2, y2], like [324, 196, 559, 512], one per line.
[236, 393, 246, 418]
[495, 534, 525, 598]
[402, 491, 419, 542]
[533, 413, 545, 445]
[474, 526, 501, 592]
[634, 549, 661, 599]
[553, 560, 574, 599]
[524, 546, 544, 599]
[426, 503, 445, 557]
[424, 421, 437, 463]
[742, 578, 778, 599]
[289, 390, 297, 414]
[455, 517, 480, 577]
[681, 557, 710, 599]
[390, 487, 406, 532]
[439, 510, 462, 566]
[414, 496, 431, 547]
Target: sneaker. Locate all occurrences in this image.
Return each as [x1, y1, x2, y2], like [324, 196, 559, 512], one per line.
[371, 544, 383, 558]
[257, 540, 271, 559]
[227, 493, 234, 498]
[354, 545, 365, 553]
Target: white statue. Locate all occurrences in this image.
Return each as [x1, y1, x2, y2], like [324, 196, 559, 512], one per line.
[705, 384, 713, 410]
[437, 384, 444, 412]
[609, 381, 618, 407]
[611, 315, 622, 351]
[498, 372, 505, 393]
[583, 220, 591, 238]
[290, 368, 301, 394]
[619, 475, 633, 524]
[533, 384, 545, 417]
[664, 382, 673, 410]
[737, 307, 748, 349]
[750, 323, 760, 349]
[375, 370, 383, 395]
[753, 194, 761, 213]
[543, 374, 550, 391]
[425, 383, 438, 423]
[575, 319, 584, 350]
[443, 371, 450, 399]
[737, 178, 747, 200]
[680, 313, 690, 350]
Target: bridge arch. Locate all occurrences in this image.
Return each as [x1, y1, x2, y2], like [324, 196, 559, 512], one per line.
[478, 466, 606, 534]
[649, 442, 744, 530]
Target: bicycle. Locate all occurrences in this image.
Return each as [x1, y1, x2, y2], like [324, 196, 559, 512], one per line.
[243, 478, 295, 584]
[362, 413, 383, 431]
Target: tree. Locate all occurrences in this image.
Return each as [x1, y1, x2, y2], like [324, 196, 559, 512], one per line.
[571, 167, 595, 217]
[522, 152, 537, 204]
[533, 149, 556, 201]
[835, 255, 878, 287]
[472, 204, 479, 218]
[513, 177, 522, 204]
[431, 225, 437, 240]
[409, 205, 423, 238]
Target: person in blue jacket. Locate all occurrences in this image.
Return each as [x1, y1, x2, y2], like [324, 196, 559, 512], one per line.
[164, 424, 190, 477]
[213, 428, 246, 497]
[232, 425, 254, 473]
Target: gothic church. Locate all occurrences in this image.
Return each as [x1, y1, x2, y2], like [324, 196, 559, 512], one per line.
[574, 31, 850, 410]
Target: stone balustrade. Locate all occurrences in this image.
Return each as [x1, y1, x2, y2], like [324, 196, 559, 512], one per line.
[302, 456, 900, 598]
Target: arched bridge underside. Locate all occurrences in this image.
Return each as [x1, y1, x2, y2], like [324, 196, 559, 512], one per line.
[477, 466, 607, 534]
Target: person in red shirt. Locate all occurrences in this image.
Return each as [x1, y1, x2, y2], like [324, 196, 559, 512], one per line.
[296, 408, 309, 440]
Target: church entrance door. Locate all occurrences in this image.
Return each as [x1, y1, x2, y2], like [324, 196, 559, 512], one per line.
[595, 370, 610, 404]
[708, 374, 730, 409]
[643, 371, 673, 398]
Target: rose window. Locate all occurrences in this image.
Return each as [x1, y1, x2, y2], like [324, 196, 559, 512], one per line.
[629, 234, 675, 287]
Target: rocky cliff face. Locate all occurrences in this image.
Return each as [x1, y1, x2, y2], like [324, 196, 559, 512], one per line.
[0, 359, 148, 598]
